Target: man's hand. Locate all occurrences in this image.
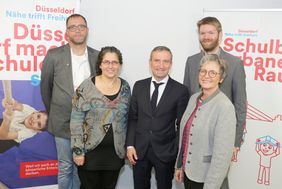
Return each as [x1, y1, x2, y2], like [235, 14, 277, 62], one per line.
[174, 169, 183, 183]
[73, 155, 85, 166]
[127, 147, 138, 165]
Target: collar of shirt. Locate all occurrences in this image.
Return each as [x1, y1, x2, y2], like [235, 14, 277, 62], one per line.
[150, 75, 169, 104]
[71, 48, 88, 60]
[151, 75, 169, 84]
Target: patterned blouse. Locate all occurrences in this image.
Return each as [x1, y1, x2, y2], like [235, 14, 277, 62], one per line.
[70, 77, 131, 158]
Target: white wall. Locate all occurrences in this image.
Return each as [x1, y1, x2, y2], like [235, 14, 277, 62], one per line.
[81, 0, 281, 85]
[80, 1, 282, 188]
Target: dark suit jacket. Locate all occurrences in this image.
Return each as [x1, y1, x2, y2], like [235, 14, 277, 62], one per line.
[126, 77, 189, 162]
[40, 44, 99, 139]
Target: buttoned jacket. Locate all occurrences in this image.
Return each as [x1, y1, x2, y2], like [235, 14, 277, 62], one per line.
[176, 90, 236, 189]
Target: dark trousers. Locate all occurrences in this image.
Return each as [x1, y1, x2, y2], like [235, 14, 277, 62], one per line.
[78, 168, 120, 189]
[184, 173, 204, 189]
[133, 146, 175, 189]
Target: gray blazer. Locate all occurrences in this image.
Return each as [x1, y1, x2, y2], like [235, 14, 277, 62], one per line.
[40, 44, 99, 139]
[176, 90, 236, 189]
[183, 48, 246, 147]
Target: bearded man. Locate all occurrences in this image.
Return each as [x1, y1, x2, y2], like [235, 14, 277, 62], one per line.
[182, 16, 247, 189]
[40, 14, 99, 189]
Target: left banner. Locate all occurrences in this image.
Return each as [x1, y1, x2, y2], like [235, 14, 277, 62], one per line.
[0, 0, 80, 188]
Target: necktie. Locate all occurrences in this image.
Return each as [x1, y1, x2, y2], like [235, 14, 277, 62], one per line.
[151, 81, 164, 111]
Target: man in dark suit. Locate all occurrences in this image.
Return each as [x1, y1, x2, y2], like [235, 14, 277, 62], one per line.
[183, 17, 247, 189]
[126, 46, 189, 189]
[40, 14, 99, 189]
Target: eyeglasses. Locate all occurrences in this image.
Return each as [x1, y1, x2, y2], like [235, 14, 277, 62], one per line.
[67, 24, 87, 32]
[199, 69, 220, 78]
[102, 60, 120, 66]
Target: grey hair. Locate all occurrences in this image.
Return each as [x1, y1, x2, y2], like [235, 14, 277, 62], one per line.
[149, 46, 173, 61]
[199, 54, 228, 80]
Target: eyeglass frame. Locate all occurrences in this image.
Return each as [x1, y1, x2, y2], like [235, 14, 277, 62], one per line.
[198, 69, 221, 78]
[101, 60, 120, 66]
[67, 24, 88, 32]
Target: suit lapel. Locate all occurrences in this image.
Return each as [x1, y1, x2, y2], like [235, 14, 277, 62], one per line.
[155, 77, 173, 112]
[62, 45, 75, 96]
[145, 78, 153, 113]
[88, 47, 96, 75]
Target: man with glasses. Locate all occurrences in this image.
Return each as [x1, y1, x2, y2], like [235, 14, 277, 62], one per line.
[183, 16, 247, 189]
[41, 14, 99, 189]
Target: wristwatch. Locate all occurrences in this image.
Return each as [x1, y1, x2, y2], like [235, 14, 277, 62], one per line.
[72, 147, 83, 155]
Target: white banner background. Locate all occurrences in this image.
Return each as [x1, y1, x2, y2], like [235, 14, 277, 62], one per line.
[204, 9, 282, 189]
[0, 0, 80, 81]
[0, 0, 80, 188]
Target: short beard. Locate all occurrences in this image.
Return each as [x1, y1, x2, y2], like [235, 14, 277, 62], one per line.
[201, 41, 219, 52]
[69, 38, 87, 45]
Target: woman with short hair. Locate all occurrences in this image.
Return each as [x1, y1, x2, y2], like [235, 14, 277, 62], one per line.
[175, 54, 236, 189]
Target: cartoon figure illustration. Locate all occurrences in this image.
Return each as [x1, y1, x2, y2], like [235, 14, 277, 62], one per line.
[256, 135, 280, 186]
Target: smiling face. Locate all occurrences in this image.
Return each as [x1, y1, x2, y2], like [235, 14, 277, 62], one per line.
[261, 143, 275, 155]
[99, 52, 121, 79]
[199, 24, 221, 53]
[150, 50, 172, 81]
[199, 60, 223, 94]
[24, 112, 48, 131]
[66, 16, 88, 45]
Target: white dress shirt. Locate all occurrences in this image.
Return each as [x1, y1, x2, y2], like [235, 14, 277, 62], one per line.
[71, 48, 91, 90]
[127, 75, 169, 150]
[150, 75, 169, 106]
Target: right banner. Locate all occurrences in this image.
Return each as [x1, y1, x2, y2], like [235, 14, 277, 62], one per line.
[204, 9, 282, 189]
